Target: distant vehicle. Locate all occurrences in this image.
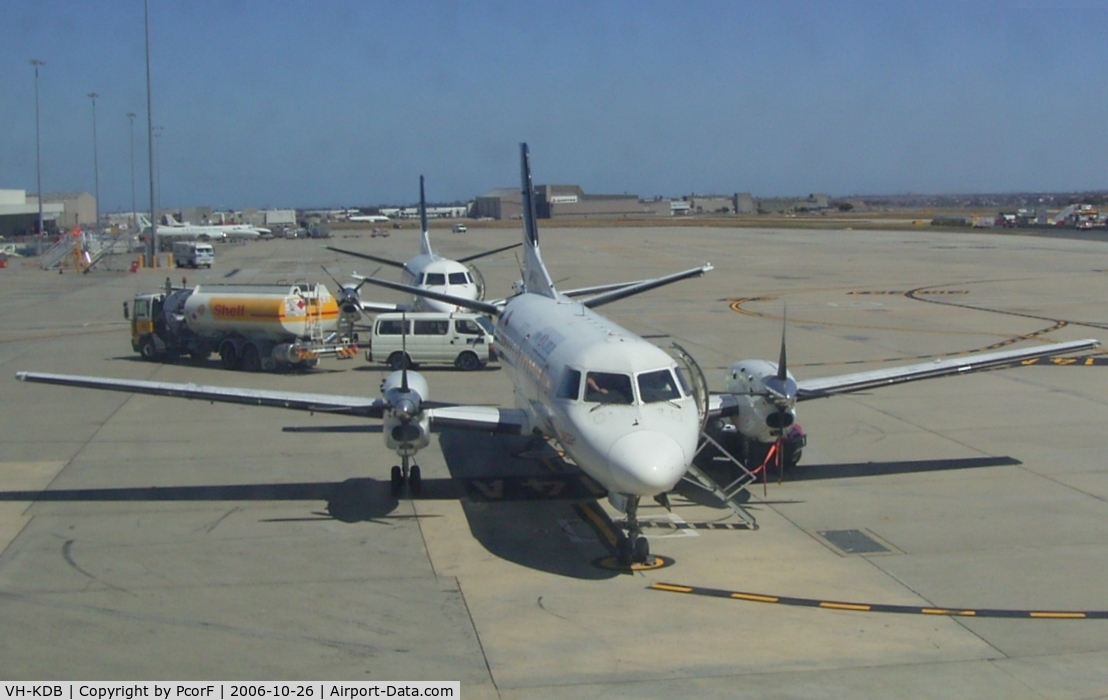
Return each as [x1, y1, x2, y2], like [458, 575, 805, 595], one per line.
[371, 228, 389, 238]
[172, 241, 214, 269]
[452, 223, 467, 233]
[366, 311, 496, 371]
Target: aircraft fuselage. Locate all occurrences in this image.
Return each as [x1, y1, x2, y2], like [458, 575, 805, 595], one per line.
[494, 292, 699, 497]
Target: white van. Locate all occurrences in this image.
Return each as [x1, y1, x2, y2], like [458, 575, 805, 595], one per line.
[172, 241, 215, 269]
[367, 312, 496, 370]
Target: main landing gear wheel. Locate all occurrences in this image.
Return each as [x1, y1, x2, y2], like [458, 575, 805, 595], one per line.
[389, 457, 422, 497]
[390, 466, 403, 496]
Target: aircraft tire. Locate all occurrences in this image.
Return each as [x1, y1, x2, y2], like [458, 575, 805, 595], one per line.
[633, 535, 650, 563]
[409, 465, 422, 495]
[616, 538, 634, 566]
[390, 466, 403, 496]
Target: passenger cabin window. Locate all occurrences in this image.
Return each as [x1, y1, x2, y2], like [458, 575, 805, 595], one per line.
[584, 372, 634, 405]
[448, 272, 468, 285]
[414, 320, 449, 335]
[556, 369, 582, 400]
[425, 273, 446, 286]
[637, 369, 682, 403]
[456, 319, 484, 335]
[377, 319, 406, 335]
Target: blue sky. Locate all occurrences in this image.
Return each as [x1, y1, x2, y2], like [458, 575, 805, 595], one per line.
[3, 1, 1107, 211]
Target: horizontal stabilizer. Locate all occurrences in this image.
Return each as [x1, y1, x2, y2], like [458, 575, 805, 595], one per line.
[326, 245, 407, 270]
[581, 264, 713, 309]
[352, 274, 502, 316]
[456, 241, 523, 264]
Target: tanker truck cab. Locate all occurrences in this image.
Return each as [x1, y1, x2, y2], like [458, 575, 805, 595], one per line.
[368, 312, 496, 371]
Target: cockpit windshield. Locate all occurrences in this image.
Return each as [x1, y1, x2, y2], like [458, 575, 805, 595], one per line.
[637, 369, 682, 403]
[584, 372, 634, 405]
[424, 273, 446, 286]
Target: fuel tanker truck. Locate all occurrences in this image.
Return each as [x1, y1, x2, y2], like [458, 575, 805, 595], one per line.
[125, 280, 361, 371]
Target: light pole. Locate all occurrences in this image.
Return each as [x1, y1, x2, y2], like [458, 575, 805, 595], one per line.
[153, 126, 163, 214]
[144, 0, 157, 265]
[127, 112, 137, 231]
[30, 59, 44, 236]
[87, 92, 100, 229]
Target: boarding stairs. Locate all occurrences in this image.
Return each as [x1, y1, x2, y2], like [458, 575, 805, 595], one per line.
[685, 432, 759, 528]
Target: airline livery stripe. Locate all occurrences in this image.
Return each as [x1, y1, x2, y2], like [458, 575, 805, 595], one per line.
[649, 583, 1108, 619]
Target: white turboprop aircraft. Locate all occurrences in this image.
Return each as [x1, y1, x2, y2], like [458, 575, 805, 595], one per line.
[346, 212, 391, 224]
[137, 214, 271, 242]
[16, 144, 1100, 567]
[326, 177, 521, 313]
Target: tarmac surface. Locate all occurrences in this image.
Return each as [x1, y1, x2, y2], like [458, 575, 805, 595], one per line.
[1, 225, 1107, 698]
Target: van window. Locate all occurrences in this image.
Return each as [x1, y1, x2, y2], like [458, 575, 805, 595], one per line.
[377, 319, 406, 335]
[425, 273, 446, 286]
[584, 372, 634, 405]
[414, 320, 449, 335]
[556, 369, 581, 400]
[637, 369, 682, 403]
[456, 319, 484, 335]
[448, 272, 468, 285]
[134, 299, 150, 318]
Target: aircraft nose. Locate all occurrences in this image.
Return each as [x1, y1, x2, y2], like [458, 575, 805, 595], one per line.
[607, 431, 687, 495]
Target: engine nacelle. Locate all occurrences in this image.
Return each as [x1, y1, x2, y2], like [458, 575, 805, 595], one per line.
[724, 359, 798, 444]
[381, 370, 431, 456]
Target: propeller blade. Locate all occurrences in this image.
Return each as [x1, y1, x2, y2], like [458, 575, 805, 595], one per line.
[777, 304, 788, 382]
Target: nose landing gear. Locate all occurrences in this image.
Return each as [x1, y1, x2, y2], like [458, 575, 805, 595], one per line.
[389, 454, 422, 497]
[615, 496, 652, 566]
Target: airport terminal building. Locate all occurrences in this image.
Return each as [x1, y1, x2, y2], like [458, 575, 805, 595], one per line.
[473, 184, 827, 220]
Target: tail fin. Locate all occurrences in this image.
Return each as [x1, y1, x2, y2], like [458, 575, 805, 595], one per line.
[418, 175, 432, 257]
[519, 143, 557, 298]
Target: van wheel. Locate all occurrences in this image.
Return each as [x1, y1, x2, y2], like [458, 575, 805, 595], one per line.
[139, 337, 159, 361]
[219, 343, 239, 370]
[386, 352, 410, 371]
[455, 351, 481, 371]
[242, 344, 262, 372]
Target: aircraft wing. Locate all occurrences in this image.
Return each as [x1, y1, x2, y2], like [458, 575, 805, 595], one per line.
[455, 242, 523, 264]
[16, 372, 388, 418]
[358, 300, 409, 313]
[426, 406, 529, 434]
[326, 245, 406, 270]
[795, 339, 1100, 400]
[581, 264, 713, 309]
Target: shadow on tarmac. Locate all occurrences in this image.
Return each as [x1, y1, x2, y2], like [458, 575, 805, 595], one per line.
[437, 429, 619, 580]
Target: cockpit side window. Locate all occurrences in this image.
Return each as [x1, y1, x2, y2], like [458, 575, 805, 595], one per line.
[425, 273, 446, 286]
[584, 372, 634, 405]
[637, 369, 682, 403]
[448, 272, 468, 285]
[556, 369, 582, 400]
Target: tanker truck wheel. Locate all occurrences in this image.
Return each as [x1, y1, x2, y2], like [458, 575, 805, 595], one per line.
[241, 343, 262, 373]
[139, 337, 159, 361]
[219, 342, 239, 370]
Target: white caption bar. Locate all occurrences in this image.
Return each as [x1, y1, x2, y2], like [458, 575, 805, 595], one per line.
[1, 684, 460, 700]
